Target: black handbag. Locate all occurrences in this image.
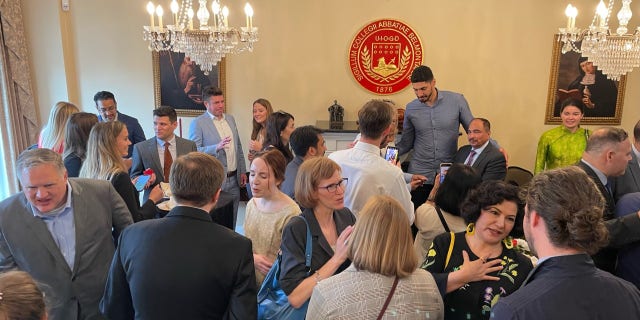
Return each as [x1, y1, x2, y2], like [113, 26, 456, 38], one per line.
[257, 216, 312, 320]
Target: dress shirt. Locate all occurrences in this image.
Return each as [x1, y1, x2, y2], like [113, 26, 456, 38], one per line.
[156, 135, 177, 170]
[329, 141, 414, 223]
[31, 182, 76, 270]
[464, 140, 489, 166]
[396, 90, 474, 179]
[207, 112, 237, 172]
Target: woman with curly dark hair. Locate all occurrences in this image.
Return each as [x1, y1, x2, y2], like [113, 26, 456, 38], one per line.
[421, 180, 533, 320]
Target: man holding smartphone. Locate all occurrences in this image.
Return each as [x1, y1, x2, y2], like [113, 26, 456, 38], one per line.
[329, 100, 414, 223]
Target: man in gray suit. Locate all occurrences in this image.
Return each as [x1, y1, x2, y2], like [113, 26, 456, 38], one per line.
[615, 119, 640, 200]
[188, 86, 246, 228]
[453, 118, 506, 181]
[131, 106, 197, 203]
[0, 149, 133, 320]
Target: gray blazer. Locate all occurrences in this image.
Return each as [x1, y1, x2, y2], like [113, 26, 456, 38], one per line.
[188, 113, 246, 179]
[0, 179, 133, 320]
[615, 152, 640, 201]
[130, 136, 197, 202]
[453, 142, 507, 181]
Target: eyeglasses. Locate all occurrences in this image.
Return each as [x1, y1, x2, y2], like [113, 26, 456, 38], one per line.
[318, 178, 348, 193]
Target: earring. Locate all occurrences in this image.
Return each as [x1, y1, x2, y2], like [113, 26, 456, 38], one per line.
[466, 223, 475, 235]
[503, 236, 514, 249]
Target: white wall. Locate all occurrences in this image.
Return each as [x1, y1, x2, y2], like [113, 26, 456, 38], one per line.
[22, 0, 640, 172]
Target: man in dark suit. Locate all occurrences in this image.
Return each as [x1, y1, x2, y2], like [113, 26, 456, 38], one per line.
[0, 149, 133, 320]
[94, 90, 146, 158]
[131, 106, 196, 203]
[188, 86, 246, 228]
[615, 119, 640, 200]
[577, 127, 633, 272]
[452, 118, 506, 181]
[100, 152, 256, 320]
[492, 166, 640, 320]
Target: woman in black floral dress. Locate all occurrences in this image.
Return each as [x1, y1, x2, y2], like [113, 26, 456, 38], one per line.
[422, 180, 533, 319]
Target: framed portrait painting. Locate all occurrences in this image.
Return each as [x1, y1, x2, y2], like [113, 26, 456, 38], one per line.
[545, 35, 626, 125]
[152, 51, 226, 117]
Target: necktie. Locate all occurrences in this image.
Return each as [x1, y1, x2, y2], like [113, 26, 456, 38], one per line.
[604, 180, 613, 197]
[465, 150, 477, 166]
[164, 142, 172, 182]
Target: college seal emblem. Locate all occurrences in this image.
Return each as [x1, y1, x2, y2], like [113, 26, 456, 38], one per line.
[349, 19, 423, 95]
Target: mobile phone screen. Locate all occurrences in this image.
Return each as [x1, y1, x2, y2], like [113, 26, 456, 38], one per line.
[134, 175, 151, 192]
[439, 163, 452, 183]
[384, 147, 399, 163]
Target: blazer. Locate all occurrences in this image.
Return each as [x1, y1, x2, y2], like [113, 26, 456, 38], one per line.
[0, 179, 133, 320]
[453, 142, 506, 181]
[188, 113, 246, 180]
[100, 206, 256, 320]
[615, 152, 640, 201]
[130, 136, 197, 202]
[99, 112, 146, 158]
[492, 254, 640, 320]
[279, 207, 357, 295]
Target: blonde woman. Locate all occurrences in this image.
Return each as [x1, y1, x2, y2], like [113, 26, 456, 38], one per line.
[38, 101, 79, 153]
[307, 195, 444, 320]
[80, 121, 163, 222]
[245, 149, 301, 285]
[279, 157, 355, 313]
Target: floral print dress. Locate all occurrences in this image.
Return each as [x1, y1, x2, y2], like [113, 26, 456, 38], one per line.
[422, 232, 533, 320]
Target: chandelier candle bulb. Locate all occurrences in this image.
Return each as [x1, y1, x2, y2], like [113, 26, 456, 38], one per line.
[170, 0, 179, 26]
[212, 1, 220, 29]
[596, 0, 608, 27]
[188, 8, 194, 30]
[222, 6, 229, 28]
[147, 2, 155, 30]
[156, 5, 164, 30]
[245, 3, 254, 30]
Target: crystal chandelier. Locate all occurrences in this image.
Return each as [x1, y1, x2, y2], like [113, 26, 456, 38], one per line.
[559, 0, 640, 81]
[143, 0, 258, 74]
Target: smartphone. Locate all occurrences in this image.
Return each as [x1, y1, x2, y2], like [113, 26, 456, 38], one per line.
[384, 146, 399, 163]
[134, 175, 151, 192]
[439, 163, 452, 183]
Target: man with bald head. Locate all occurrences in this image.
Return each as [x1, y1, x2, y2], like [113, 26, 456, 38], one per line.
[577, 127, 633, 272]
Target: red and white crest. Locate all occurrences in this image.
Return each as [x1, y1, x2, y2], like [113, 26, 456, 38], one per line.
[349, 20, 423, 95]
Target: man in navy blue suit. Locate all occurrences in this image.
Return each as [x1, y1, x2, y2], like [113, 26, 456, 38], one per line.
[94, 91, 146, 158]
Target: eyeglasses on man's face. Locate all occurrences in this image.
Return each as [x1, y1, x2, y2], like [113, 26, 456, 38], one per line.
[318, 178, 348, 193]
[98, 105, 116, 114]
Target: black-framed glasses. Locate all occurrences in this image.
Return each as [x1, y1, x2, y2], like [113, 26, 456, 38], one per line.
[318, 178, 348, 193]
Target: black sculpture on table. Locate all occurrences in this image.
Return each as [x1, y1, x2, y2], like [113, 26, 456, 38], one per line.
[328, 100, 344, 129]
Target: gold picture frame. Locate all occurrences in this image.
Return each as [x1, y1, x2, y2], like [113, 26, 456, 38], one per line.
[152, 51, 226, 117]
[545, 34, 626, 125]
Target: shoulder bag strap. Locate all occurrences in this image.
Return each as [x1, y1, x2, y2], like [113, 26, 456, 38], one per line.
[376, 276, 400, 320]
[298, 216, 313, 268]
[434, 205, 450, 232]
[445, 231, 455, 269]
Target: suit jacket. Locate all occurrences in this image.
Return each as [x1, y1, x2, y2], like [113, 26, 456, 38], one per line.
[576, 161, 619, 273]
[453, 142, 506, 181]
[130, 136, 197, 202]
[0, 179, 133, 320]
[492, 254, 640, 320]
[100, 206, 256, 320]
[188, 113, 246, 181]
[99, 112, 146, 158]
[615, 152, 640, 201]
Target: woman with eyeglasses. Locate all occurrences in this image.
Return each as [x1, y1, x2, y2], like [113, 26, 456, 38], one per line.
[278, 157, 356, 314]
[263, 110, 295, 163]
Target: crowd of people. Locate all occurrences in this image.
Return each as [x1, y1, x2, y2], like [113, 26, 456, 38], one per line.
[1, 64, 640, 320]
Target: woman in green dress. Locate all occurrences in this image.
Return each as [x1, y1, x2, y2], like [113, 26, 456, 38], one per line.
[535, 98, 591, 174]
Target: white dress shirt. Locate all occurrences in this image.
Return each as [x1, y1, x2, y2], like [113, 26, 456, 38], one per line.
[208, 112, 237, 172]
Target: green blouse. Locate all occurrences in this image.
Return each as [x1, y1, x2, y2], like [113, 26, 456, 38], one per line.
[535, 126, 591, 174]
